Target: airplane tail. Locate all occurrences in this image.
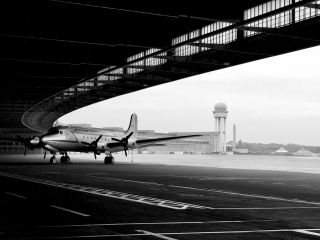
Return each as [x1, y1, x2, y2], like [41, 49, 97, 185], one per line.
[125, 113, 138, 138]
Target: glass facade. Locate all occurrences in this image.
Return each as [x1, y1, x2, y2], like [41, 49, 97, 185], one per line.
[201, 22, 237, 46]
[172, 30, 200, 56]
[145, 48, 167, 66]
[60, 0, 320, 101]
[244, 0, 292, 37]
[295, 0, 320, 22]
[172, 21, 236, 56]
[127, 52, 145, 74]
[127, 48, 167, 74]
[244, 0, 320, 37]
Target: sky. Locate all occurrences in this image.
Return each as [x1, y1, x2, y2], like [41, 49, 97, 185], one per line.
[59, 45, 320, 146]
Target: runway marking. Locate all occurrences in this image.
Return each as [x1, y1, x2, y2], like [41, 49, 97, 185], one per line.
[297, 185, 311, 188]
[28, 219, 279, 228]
[46, 172, 320, 207]
[168, 185, 320, 206]
[86, 174, 163, 186]
[15, 228, 320, 239]
[295, 230, 320, 237]
[136, 230, 178, 240]
[0, 172, 209, 210]
[5, 192, 27, 199]
[2, 172, 320, 211]
[49, 205, 90, 217]
[273, 183, 286, 185]
[249, 180, 263, 183]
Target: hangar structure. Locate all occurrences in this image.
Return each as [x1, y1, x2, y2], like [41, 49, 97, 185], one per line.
[1, 0, 320, 133]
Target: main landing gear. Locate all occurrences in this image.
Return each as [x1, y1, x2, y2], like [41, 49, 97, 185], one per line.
[49, 152, 71, 165]
[60, 152, 71, 164]
[104, 152, 114, 164]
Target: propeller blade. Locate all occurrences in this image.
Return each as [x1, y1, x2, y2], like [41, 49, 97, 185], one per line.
[95, 135, 103, 142]
[111, 138, 121, 142]
[126, 132, 134, 139]
[24, 146, 26, 156]
[124, 148, 127, 157]
[44, 150, 47, 159]
[94, 152, 97, 159]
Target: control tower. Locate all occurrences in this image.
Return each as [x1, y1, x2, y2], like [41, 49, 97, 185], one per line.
[213, 103, 228, 153]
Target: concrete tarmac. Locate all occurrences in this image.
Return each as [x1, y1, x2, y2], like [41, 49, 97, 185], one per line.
[1, 154, 320, 239]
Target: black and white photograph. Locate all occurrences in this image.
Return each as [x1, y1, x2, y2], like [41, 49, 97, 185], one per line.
[1, 0, 320, 239]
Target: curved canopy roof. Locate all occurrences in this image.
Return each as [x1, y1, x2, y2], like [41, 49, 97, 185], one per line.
[1, 0, 319, 132]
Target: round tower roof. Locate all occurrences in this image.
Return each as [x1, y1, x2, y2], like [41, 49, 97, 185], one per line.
[214, 102, 227, 112]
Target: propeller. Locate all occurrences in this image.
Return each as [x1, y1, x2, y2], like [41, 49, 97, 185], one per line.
[111, 132, 134, 157]
[81, 135, 103, 159]
[16, 135, 39, 156]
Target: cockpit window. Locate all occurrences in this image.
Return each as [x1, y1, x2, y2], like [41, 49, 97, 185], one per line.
[47, 127, 59, 135]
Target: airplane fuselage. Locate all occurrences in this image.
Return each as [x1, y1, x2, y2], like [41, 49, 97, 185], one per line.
[41, 126, 130, 154]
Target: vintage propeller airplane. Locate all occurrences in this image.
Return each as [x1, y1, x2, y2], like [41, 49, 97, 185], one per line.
[2, 114, 201, 164]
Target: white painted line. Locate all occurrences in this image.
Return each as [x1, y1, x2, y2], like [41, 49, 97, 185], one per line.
[49, 205, 90, 217]
[0, 172, 209, 210]
[158, 228, 320, 236]
[32, 219, 279, 228]
[206, 206, 320, 210]
[295, 230, 320, 237]
[17, 228, 320, 239]
[168, 184, 320, 206]
[249, 181, 263, 183]
[86, 174, 163, 186]
[137, 230, 178, 240]
[69, 172, 320, 207]
[297, 185, 311, 188]
[2, 172, 320, 211]
[5, 192, 27, 199]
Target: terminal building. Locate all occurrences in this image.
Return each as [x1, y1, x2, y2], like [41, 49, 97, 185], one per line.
[140, 103, 229, 154]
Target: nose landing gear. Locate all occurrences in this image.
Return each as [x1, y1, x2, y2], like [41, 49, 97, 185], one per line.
[50, 155, 57, 165]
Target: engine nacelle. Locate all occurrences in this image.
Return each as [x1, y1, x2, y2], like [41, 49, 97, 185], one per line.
[95, 141, 107, 152]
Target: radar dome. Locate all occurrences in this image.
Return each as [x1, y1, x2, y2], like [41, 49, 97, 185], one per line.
[214, 102, 227, 112]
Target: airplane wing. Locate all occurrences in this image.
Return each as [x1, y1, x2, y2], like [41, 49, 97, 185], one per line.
[135, 134, 202, 146]
[106, 134, 201, 149]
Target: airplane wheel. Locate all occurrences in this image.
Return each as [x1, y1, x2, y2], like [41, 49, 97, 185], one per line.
[50, 156, 56, 165]
[60, 156, 66, 163]
[66, 156, 71, 163]
[104, 156, 114, 164]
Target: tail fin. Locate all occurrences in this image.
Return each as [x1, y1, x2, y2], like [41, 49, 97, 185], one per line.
[125, 113, 138, 138]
